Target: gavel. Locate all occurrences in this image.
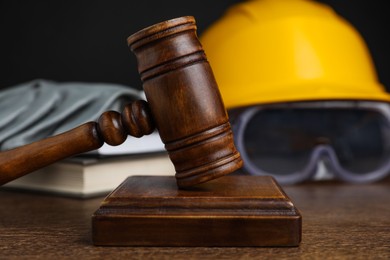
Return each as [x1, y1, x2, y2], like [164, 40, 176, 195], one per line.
[0, 16, 243, 188]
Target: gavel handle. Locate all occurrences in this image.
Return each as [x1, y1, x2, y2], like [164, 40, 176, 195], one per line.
[0, 100, 154, 185]
[0, 123, 103, 185]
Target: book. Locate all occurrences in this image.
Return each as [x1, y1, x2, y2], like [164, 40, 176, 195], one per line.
[85, 131, 166, 156]
[2, 153, 175, 198]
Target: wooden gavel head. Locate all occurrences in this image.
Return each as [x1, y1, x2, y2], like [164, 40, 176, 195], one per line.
[127, 16, 243, 188]
[0, 16, 242, 189]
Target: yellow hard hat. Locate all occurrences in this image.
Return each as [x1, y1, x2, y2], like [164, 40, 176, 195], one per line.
[200, 0, 390, 109]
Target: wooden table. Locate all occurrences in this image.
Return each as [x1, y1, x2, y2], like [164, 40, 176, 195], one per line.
[1, 177, 389, 259]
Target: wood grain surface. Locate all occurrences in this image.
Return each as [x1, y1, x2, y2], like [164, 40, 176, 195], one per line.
[1, 177, 389, 259]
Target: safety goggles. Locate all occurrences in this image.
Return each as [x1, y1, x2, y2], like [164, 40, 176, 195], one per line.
[229, 101, 390, 185]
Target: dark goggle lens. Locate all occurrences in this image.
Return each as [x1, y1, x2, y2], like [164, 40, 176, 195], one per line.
[241, 108, 390, 175]
[243, 110, 313, 175]
[332, 111, 390, 173]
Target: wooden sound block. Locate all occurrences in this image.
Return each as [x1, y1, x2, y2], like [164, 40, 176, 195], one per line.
[92, 175, 301, 247]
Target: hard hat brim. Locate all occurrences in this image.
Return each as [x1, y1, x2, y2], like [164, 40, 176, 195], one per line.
[223, 82, 390, 109]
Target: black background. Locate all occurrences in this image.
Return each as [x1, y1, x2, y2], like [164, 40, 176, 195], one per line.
[0, 0, 389, 91]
